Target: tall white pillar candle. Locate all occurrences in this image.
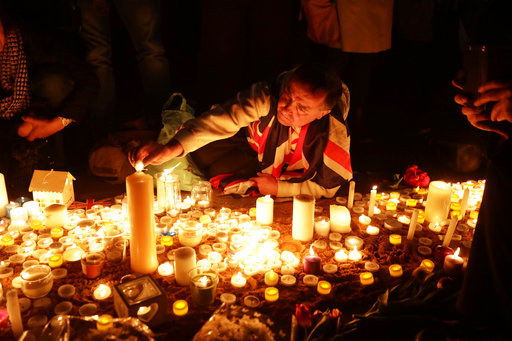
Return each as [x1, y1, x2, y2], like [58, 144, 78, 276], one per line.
[256, 195, 274, 225]
[0, 173, 8, 217]
[6, 288, 24, 338]
[292, 195, 315, 242]
[425, 181, 451, 223]
[459, 188, 470, 219]
[126, 162, 158, 274]
[347, 181, 355, 209]
[330, 205, 351, 233]
[442, 216, 458, 247]
[174, 246, 196, 286]
[407, 209, 419, 241]
[368, 186, 377, 217]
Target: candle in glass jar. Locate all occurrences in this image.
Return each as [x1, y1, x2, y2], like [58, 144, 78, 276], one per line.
[292, 195, 315, 241]
[126, 162, 158, 274]
[314, 216, 330, 237]
[189, 270, 219, 306]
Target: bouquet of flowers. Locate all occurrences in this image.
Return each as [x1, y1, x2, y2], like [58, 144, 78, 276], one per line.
[291, 304, 342, 341]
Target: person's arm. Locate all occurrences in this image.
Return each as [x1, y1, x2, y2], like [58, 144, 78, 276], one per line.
[277, 179, 340, 199]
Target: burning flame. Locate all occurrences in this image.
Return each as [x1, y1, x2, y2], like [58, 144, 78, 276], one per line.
[454, 247, 460, 257]
[372, 185, 377, 190]
[309, 245, 315, 256]
[135, 161, 144, 172]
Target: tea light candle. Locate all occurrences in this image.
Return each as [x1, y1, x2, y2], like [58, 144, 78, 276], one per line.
[312, 239, 327, 250]
[31, 220, 43, 231]
[420, 259, 435, 272]
[303, 274, 319, 287]
[0, 234, 14, 246]
[389, 234, 402, 245]
[348, 246, 362, 261]
[368, 186, 377, 217]
[265, 287, 279, 302]
[281, 265, 295, 275]
[48, 254, 63, 268]
[314, 216, 330, 237]
[256, 195, 274, 225]
[303, 246, 321, 274]
[330, 205, 351, 233]
[329, 241, 343, 250]
[386, 201, 397, 211]
[418, 246, 432, 256]
[173, 300, 188, 316]
[158, 262, 174, 276]
[323, 264, 338, 274]
[261, 270, 277, 286]
[93, 284, 111, 300]
[161, 235, 173, 246]
[345, 236, 363, 250]
[63, 247, 84, 262]
[366, 225, 380, 235]
[96, 314, 113, 331]
[50, 227, 64, 239]
[292, 195, 315, 241]
[334, 249, 348, 262]
[329, 232, 342, 242]
[364, 261, 380, 272]
[428, 223, 442, 233]
[57, 284, 75, 299]
[317, 280, 332, 295]
[389, 264, 403, 277]
[280, 274, 296, 286]
[443, 247, 463, 275]
[360, 272, 374, 285]
[231, 272, 246, 288]
[212, 242, 227, 253]
[358, 214, 371, 225]
[406, 198, 418, 207]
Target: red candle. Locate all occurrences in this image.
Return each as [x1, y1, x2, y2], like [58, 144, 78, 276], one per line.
[81, 252, 105, 279]
[443, 247, 463, 275]
[303, 246, 321, 274]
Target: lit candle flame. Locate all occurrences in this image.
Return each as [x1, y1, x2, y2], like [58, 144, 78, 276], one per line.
[454, 247, 461, 257]
[372, 185, 377, 190]
[309, 245, 315, 256]
[135, 161, 144, 172]
[199, 275, 209, 287]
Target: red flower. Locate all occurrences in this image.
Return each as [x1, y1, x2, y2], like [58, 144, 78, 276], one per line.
[330, 308, 341, 320]
[403, 165, 430, 188]
[295, 304, 312, 329]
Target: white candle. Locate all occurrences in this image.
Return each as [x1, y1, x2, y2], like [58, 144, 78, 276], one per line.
[256, 195, 274, 225]
[93, 284, 111, 300]
[347, 181, 356, 209]
[348, 246, 362, 261]
[314, 217, 330, 237]
[44, 204, 67, 228]
[264, 270, 279, 286]
[6, 288, 24, 338]
[158, 262, 174, 276]
[334, 249, 348, 262]
[425, 181, 452, 223]
[366, 225, 380, 235]
[231, 272, 247, 288]
[358, 214, 371, 225]
[174, 247, 197, 286]
[407, 209, 419, 241]
[443, 248, 464, 275]
[368, 186, 377, 217]
[0, 173, 8, 217]
[329, 205, 351, 233]
[442, 216, 458, 247]
[459, 188, 470, 219]
[292, 195, 315, 242]
[126, 162, 158, 274]
[280, 274, 296, 286]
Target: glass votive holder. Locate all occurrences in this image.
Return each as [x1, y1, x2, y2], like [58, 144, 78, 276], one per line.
[20, 265, 53, 299]
[179, 221, 203, 247]
[81, 252, 105, 279]
[191, 181, 212, 209]
[188, 267, 219, 306]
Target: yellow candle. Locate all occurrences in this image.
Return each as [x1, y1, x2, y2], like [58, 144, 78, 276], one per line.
[126, 162, 158, 274]
[469, 211, 479, 220]
[420, 259, 435, 273]
[265, 287, 279, 302]
[51, 227, 64, 239]
[386, 201, 397, 211]
[249, 207, 257, 217]
[390, 192, 400, 199]
[264, 270, 279, 286]
[48, 254, 63, 268]
[317, 280, 332, 295]
[31, 220, 43, 230]
[389, 234, 402, 245]
[360, 272, 374, 285]
[173, 300, 188, 316]
[161, 235, 173, 246]
[389, 264, 403, 277]
[96, 314, 113, 331]
[450, 202, 461, 211]
[199, 214, 211, 224]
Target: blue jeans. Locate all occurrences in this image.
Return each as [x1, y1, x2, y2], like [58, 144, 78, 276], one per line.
[77, 0, 170, 119]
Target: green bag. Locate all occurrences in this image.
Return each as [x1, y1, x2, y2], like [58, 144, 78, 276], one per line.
[145, 93, 204, 191]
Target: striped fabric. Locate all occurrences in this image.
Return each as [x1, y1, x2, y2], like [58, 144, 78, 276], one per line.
[245, 82, 352, 191]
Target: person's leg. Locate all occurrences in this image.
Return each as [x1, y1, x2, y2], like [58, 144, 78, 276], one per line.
[114, 0, 171, 123]
[76, 0, 115, 119]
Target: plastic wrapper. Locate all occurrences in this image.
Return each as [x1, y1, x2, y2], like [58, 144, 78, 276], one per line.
[19, 315, 154, 341]
[193, 304, 275, 341]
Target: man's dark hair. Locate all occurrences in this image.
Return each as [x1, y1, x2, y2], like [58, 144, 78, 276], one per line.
[289, 61, 343, 109]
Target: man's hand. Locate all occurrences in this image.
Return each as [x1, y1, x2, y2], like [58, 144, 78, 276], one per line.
[128, 140, 184, 168]
[250, 172, 278, 196]
[18, 116, 64, 141]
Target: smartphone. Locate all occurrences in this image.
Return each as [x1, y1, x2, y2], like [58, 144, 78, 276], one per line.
[461, 45, 487, 106]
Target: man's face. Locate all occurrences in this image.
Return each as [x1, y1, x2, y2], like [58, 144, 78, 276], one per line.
[276, 79, 331, 127]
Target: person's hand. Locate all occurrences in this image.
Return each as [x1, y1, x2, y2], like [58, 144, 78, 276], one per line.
[453, 80, 511, 139]
[18, 116, 64, 141]
[128, 140, 184, 168]
[250, 172, 278, 196]
[473, 81, 512, 123]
